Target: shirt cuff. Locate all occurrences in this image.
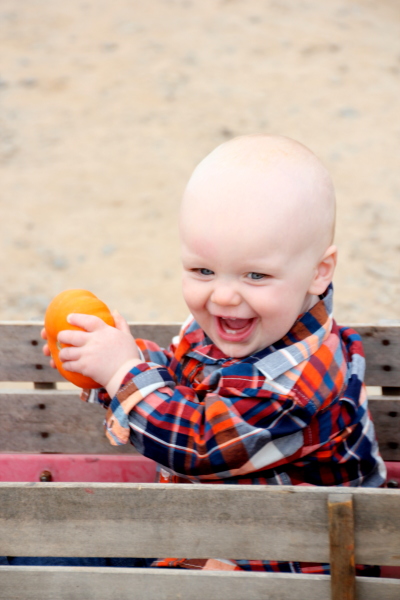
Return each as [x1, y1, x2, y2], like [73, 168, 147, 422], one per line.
[80, 387, 112, 407]
[104, 362, 176, 445]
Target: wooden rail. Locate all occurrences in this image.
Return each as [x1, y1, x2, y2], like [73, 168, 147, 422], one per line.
[0, 483, 399, 599]
[0, 322, 398, 385]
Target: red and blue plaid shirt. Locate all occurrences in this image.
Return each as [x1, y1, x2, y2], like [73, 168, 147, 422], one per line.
[88, 285, 385, 573]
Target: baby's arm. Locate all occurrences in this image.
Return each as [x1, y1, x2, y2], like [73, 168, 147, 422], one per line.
[102, 358, 311, 478]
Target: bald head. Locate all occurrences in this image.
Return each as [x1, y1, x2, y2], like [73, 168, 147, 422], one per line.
[180, 135, 336, 259]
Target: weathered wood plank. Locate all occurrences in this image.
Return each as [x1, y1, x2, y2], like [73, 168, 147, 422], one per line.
[0, 322, 181, 383]
[328, 493, 355, 600]
[0, 484, 399, 565]
[0, 322, 399, 386]
[1, 391, 399, 458]
[0, 568, 399, 600]
[0, 322, 61, 383]
[368, 396, 400, 461]
[0, 391, 134, 454]
[355, 325, 400, 387]
[0, 568, 331, 600]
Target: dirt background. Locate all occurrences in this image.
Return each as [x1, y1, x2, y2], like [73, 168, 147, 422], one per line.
[1, 0, 399, 327]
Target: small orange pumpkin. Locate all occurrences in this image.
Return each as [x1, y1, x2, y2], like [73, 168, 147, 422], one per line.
[44, 289, 115, 389]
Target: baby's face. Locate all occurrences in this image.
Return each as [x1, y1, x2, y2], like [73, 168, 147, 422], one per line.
[180, 154, 331, 357]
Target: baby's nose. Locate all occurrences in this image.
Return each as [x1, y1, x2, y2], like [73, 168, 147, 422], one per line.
[210, 283, 241, 306]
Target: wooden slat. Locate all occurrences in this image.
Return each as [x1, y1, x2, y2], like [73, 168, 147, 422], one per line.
[0, 322, 399, 386]
[0, 322, 181, 383]
[0, 568, 399, 600]
[0, 568, 332, 600]
[355, 325, 400, 387]
[368, 396, 400, 461]
[328, 493, 355, 600]
[0, 322, 52, 382]
[0, 391, 134, 454]
[0, 484, 399, 565]
[1, 391, 399, 458]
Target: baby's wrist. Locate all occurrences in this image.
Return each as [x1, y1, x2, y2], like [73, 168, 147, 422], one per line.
[105, 358, 144, 398]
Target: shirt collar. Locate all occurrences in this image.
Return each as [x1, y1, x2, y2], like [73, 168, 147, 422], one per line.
[254, 284, 333, 380]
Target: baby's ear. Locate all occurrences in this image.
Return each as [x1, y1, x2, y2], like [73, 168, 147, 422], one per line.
[308, 245, 338, 295]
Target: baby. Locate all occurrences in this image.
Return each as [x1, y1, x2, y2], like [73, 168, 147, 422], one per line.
[43, 134, 385, 573]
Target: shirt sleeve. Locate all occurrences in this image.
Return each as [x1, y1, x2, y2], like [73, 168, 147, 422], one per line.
[103, 360, 316, 481]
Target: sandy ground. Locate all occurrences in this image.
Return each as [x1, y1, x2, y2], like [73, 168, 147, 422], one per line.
[0, 0, 399, 328]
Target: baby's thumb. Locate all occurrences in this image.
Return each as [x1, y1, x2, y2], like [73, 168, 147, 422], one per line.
[112, 310, 131, 334]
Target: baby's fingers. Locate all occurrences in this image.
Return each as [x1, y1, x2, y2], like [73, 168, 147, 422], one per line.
[59, 358, 84, 375]
[42, 343, 51, 357]
[42, 344, 56, 368]
[67, 313, 107, 333]
[58, 328, 88, 347]
[40, 329, 56, 368]
[41, 329, 50, 356]
[58, 346, 81, 363]
[112, 310, 131, 334]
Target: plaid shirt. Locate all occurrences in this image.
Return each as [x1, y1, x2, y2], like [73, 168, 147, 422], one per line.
[88, 285, 385, 573]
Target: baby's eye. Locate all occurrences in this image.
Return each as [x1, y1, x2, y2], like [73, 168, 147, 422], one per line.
[195, 268, 214, 276]
[247, 272, 266, 281]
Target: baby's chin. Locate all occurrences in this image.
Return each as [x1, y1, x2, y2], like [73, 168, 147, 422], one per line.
[211, 337, 266, 359]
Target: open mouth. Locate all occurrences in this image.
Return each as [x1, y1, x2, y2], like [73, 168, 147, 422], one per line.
[216, 316, 257, 342]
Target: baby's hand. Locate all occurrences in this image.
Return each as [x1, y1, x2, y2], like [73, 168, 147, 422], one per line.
[56, 310, 140, 389]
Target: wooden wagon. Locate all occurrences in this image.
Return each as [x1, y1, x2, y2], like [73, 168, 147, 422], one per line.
[0, 322, 399, 599]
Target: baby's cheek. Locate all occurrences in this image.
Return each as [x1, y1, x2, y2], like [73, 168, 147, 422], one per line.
[182, 280, 202, 311]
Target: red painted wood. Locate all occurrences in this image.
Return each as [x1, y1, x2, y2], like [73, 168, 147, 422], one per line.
[0, 454, 158, 483]
[386, 461, 400, 485]
[1, 455, 399, 485]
